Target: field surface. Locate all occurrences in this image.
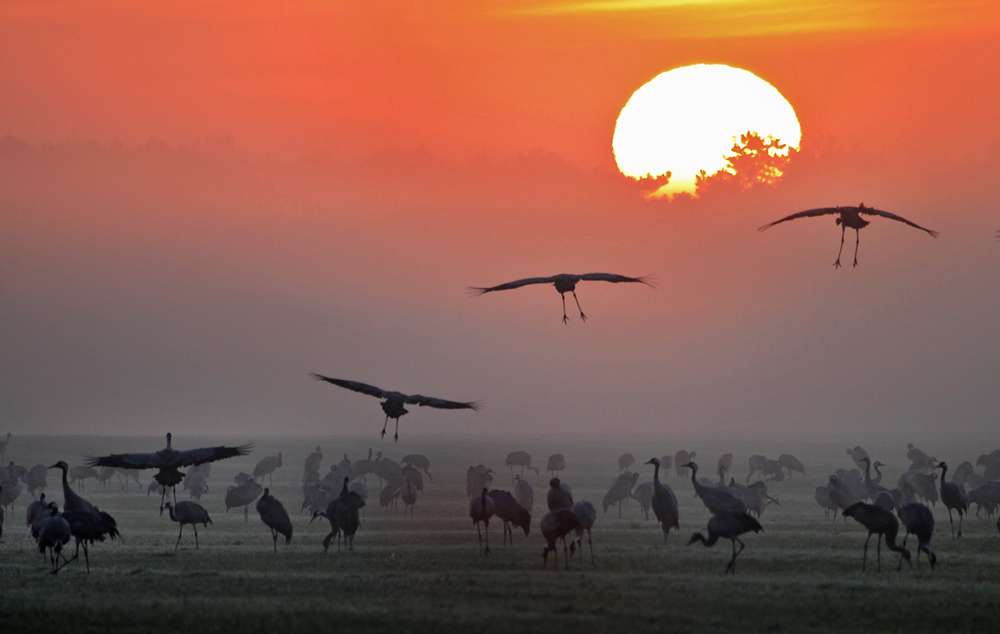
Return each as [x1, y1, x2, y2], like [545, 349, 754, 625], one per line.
[2, 435, 999, 634]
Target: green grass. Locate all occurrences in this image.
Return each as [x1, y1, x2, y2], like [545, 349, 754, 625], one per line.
[2, 435, 999, 633]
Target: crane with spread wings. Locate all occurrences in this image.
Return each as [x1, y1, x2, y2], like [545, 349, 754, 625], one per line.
[87, 433, 252, 508]
[758, 203, 938, 268]
[311, 374, 481, 441]
[469, 273, 654, 324]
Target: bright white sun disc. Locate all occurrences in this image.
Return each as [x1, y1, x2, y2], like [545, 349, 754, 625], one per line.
[613, 65, 800, 197]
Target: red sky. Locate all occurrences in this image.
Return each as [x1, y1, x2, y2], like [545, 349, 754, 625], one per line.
[2, 1, 1000, 446]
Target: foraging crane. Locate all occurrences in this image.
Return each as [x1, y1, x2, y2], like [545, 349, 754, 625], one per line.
[401, 454, 433, 481]
[778, 454, 805, 478]
[87, 433, 251, 508]
[934, 462, 968, 539]
[843, 502, 911, 571]
[541, 509, 580, 570]
[161, 501, 212, 551]
[488, 489, 531, 545]
[504, 451, 539, 478]
[683, 462, 747, 515]
[646, 458, 679, 542]
[311, 374, 481, 441]
[469, 487, 495, 555]
[256, 488, 293, 553]
[513, 475, 534, 514]
[899, 502, 936, 570]
[469, 273, 653, 324]
[687, 511, 763, 574]
[758, 203, 939, 268]
[312, 478, 366, 552]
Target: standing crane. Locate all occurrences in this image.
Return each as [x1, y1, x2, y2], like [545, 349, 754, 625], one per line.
[469, 487, 495, 555]
[683, 462, 747, 515]
[87, 433, 251, 508]
[687, 511, 763, 574]
[161, 501, 212, 551]
[311, 374, 481, 441]
[935, 462, 968, 539]
[488, 489, 531, 545]
[256, 488, 293, 553]
[758, 203, 939, 268]
[469, 273, 653, 324]
[570, 501, 597, 567]
[49, 462, 120, 573]
[546, 478, 573, 512]
[541, 509, 580, 570]
[645, 458, 679, 542]
[253, 453, 283, 487]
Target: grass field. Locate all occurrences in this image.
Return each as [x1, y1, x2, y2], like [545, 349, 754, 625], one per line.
[2, 435, 999, 633]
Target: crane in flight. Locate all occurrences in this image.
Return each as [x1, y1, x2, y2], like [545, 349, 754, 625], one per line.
[311, 374, 481, 441]
[469, 273, 653, 324]
[87, 433, 252, 508]
[758, 203, 938, 268]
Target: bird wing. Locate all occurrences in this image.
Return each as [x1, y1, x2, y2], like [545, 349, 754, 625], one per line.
[757, 207, 842, 231]
[467, 276, 556, 296]
[406, 394, 482, 411]
[577, 273, 655, 287]
[311, 374, 392, 399]
[175, 444, 253, 467]
[87, 452, 162, 470]
[858, 207, 939, 237]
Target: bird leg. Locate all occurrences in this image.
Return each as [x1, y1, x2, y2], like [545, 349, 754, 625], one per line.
[381, 415, 389, 440]
[834, 225, 846, 268]
[876, 533, 882, 571]
[862, 533, 871, 571]
[958, 512, 963, 538]
[560, 293, 569, 324]
[572, 291, 587, 322]
[853, 229, 860, 267]
[484, 521, 491, 556]
[194, 524, 199, 550]
[83, 541, 91, 574]
[563, 537, 570, 571]
[394, 418, 400, 442]
[272, 528, 278, 553]
[176, 524, 183, 552]
[477, 522, 484, 554]
[948, 508, 955, 539]
[588, 529, 594, 567]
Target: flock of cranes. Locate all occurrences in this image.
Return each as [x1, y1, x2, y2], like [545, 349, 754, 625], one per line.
[5, 435, 1000, 578]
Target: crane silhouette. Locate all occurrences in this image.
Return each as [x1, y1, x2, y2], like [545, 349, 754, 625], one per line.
[470, 487, 495, 555]
[541, 509, 580, 570]
[256, 488, 293, 553]
[469, 273, 653, 324]
[934, 462, 968, 539]
[311, 374, 481, 441]
[899, 502, 936, 570]
[687, 511, 763, 574]
[843, 502, 911, 571]
[683, 462, 747, 515]
[758, 203, 939, 268]
[161, 501, 212, 552]
[87, 433, 251, 508]
[645, 458, 679, 542]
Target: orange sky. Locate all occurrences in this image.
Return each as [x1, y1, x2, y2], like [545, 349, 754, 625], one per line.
[2, 1, 1000, 444]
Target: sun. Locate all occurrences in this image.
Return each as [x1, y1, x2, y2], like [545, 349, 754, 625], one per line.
[613, 64, 800, 198]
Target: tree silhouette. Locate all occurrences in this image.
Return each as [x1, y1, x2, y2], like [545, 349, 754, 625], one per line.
[695, 132, 795, 196]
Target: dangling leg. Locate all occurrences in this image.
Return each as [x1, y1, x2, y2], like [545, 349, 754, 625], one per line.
[560, 293, 569, 324]
[572, 291, 587, 322]
[381, 415, 389, 439]
[394, 418, 400, 442]
[853, 229, 861, 267]
[834, 225, 846, 268]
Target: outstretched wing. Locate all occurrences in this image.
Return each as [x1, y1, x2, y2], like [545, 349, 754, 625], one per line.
[88, 452, 161, 470]
[312, 374, 391, 399]
[859, 207, 939, 238]
[758, 207, 842, 232]
[407, 394, 482, 411]
[175, 444, 253, 467]
[468, 276, 555, 296]
[578, 273, 654, 287]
